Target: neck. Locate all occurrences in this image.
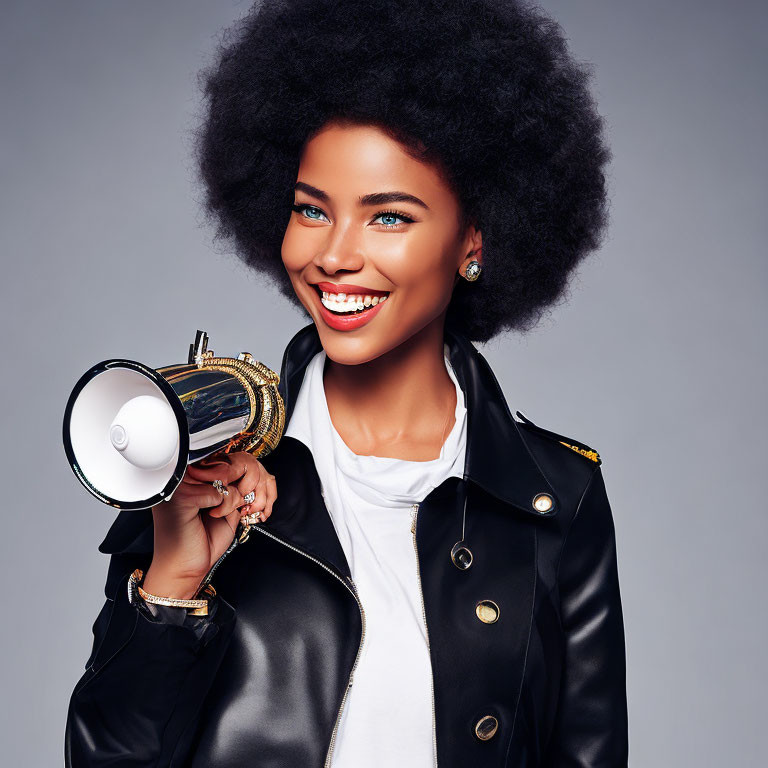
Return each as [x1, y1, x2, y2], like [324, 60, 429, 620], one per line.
[323, 315, 457, 460]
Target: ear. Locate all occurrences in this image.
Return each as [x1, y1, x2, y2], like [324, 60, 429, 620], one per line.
[457, 224, 483, 278]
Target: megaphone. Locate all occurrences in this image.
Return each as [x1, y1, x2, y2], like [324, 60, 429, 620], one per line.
[63, 330, 285, 510]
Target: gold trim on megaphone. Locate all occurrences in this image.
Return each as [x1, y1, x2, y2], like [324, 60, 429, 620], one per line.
[156, 329, 285, 461]
[184, 351, 285, 458]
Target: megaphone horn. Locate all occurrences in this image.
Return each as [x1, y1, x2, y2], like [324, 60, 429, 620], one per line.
[62, 330, 285, 511]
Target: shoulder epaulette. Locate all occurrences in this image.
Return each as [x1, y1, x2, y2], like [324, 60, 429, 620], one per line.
[515, 410, 601, 465]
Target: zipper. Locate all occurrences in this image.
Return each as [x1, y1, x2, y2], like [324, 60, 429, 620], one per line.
[411, 502, 438, 767]
[192, 525, 244, 597]
[245, 521, 366, 768]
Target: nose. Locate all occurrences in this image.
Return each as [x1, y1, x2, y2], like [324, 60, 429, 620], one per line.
[312, 223, 365, 276]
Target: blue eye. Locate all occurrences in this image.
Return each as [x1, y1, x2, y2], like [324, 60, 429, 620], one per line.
[372, 210, 414, 227]
[292, 203, 328, 222]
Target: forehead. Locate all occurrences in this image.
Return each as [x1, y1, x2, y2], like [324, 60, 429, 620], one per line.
[297, 122, 453, 207]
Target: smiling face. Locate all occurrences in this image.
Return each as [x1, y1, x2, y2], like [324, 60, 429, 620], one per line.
[280, 120, 481, 365]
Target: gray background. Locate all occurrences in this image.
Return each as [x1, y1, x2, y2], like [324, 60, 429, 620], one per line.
[1, 1, 765, 765]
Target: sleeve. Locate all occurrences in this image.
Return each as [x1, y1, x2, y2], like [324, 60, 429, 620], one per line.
[544, 465, 629, 767]
[64, 553, 237, 767]
[127, 570, 220, 644]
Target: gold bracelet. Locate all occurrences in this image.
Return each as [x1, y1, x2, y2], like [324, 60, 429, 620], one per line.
[129, 568, 216, 617]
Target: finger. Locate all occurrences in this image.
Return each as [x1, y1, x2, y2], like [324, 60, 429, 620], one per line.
[217, 451, 248, 481]
[179, 471, 209, 486]
[262, 475, 277, 519]
[187, 462, 241, 483]
[205, 483, 244, 518]
[235, 461, 262, 497]
[226, 452, 249, 480]
[233, 461, 265, 505]
[191, 452, 248, 479]
[250, 476, 268, 511]
[190, 453, 230, 469]
[167, 477, 223, 504]
[195, 480, 240, 516]
[223, 501, 245, 535]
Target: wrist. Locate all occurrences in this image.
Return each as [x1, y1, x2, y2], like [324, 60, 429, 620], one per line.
[142, 564, 206, 601]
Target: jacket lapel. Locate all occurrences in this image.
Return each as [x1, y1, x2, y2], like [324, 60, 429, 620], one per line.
[257, 436, 353, 581]
[443, 329, 560, 517]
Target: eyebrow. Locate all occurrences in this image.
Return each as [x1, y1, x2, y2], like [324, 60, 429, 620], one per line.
[294, 181, 430, 210]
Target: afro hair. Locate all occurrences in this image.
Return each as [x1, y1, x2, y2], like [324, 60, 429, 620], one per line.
[195, 0, 611, 343]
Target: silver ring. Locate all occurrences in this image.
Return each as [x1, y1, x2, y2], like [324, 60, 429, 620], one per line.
[241, 511, 262, 525]
[243, 490, 256, 505]
[212, 479, 229, 496]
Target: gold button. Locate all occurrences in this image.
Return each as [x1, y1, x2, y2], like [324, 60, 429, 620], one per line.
[475, 599, 500, 624]
[474, 714, 499, 740]
[532, 492, 554, 513]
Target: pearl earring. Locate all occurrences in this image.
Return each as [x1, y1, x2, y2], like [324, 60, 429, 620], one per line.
[463, 260, 482, 282]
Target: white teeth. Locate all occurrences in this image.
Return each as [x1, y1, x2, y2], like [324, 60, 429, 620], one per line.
[320, 290, 390, 314]
[379, 294, 387, 302]
[320, 295, 356, 313]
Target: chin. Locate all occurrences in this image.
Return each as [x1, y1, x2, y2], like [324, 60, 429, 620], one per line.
[314, 323, 397, 366]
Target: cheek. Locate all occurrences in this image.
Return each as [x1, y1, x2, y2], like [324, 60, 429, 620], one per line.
[280, 222, 310, 274]
[384, 232, 457, 302]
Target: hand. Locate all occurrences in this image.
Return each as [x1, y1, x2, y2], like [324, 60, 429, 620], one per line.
[186, 450, 277, 524]
[143, 451, 277, 598]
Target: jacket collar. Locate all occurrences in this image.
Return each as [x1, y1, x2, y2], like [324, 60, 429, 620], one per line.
[278, 323, 559, 517]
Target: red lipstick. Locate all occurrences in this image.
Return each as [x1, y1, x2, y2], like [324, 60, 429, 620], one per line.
[315, 281, 390, 297]
[310, 281, 389, 331]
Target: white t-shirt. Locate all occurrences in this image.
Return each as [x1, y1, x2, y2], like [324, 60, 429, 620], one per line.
[284, 346, 467, 767]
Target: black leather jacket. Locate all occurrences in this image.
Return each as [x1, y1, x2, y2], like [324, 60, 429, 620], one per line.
[65, 323, 628, 767]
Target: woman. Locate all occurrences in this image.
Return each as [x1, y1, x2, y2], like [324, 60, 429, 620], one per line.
[65, 1, 627, 766]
